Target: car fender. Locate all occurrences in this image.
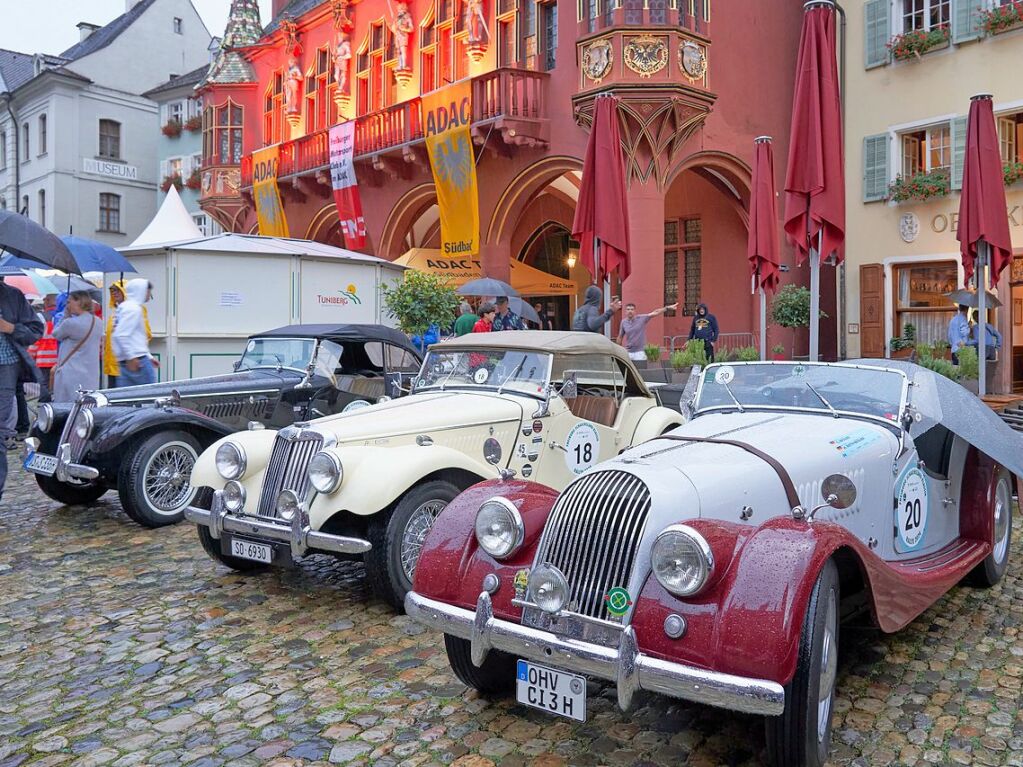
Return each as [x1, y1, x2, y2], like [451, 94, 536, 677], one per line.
[412, 479, 559, 614]
[307, 444, 500, 523]
[631, 406, 686, 444]
[631, 516, 865, 687]
[87, 406, 234, 457]
[190, 429, 278, 489]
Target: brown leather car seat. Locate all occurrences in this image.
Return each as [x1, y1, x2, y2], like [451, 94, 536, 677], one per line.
[564, 395, 618, 427]
[349, 377, 385, 399]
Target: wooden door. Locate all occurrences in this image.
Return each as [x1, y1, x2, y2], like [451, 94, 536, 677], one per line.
[860, 264, 885, 358]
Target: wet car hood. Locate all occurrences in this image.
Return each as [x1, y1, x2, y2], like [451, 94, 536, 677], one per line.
[100, 368, 303, 404]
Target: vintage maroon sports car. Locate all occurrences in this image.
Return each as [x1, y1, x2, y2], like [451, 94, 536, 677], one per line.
[406, 360, 1023, 766]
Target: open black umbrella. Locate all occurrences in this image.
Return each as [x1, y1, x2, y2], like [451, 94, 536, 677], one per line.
[0, 210, 80, 273]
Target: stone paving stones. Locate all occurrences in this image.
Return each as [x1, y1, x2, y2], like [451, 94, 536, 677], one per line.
[1, 469, 1023, 765]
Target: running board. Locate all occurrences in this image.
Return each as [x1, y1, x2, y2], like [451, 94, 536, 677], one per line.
[891, 539, 985, 575]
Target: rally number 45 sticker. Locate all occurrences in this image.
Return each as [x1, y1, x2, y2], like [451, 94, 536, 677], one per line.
[896, 466, 928, 550]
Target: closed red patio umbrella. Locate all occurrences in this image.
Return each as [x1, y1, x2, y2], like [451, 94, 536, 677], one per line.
[957, 94, 1013, 395]
[782, 0, 844, 361]
[571, 94, 631, 283]
[748, 136, 781, 359]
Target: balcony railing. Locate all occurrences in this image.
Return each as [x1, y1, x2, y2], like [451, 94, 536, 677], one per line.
[240, 68, 549, 188]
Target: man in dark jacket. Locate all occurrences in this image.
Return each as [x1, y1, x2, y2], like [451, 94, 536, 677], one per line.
[687, 302, 719, 361]
[572, 285, 622, 333]
[0, 279, 44, 499]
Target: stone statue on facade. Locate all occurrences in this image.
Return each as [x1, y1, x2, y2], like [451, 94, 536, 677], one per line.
[284, 56, 303, 116]
[466, 0, 488, 45]
[387, 1, 414, 72]
[334, 33, 352, 96]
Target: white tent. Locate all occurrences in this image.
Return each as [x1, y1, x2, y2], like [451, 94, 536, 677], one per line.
[129, 186, 203, 248]
[118, 233, 406, 380]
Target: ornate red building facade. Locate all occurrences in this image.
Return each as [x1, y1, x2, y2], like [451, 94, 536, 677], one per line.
[199, 0, 832, 349]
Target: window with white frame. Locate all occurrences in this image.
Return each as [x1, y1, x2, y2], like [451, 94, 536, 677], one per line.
[998, 112, 1022, 165]
[192, 212, 222, 237]
[900, 0, 950, 32]
[166, 100, 185, 124]
[900, 123, 951, 177]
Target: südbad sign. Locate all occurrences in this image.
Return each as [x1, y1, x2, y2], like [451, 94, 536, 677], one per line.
[422, 82, 480, 256]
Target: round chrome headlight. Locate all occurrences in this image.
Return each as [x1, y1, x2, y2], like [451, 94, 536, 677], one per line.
[308, 451, 342, 494]
[276, 489, 300, 521]
[36, 404, 54, 433]
[223, 480, 246, 512]
[215, 442, 247, 480]
[651, 524, 714, 597]
[474, 497, 524, 559]
[73, 408, 94, 440]
[483, 438, 502, 465]
[527, 564, 569, 614]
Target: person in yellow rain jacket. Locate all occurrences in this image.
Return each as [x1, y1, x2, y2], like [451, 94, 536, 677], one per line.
[103, 280, 151, 387]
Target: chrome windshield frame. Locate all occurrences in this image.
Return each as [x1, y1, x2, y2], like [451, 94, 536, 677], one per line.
[414, 348, 554, 401]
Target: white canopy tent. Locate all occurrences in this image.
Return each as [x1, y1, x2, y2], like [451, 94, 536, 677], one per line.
[129, 186, 203, 248]
[118, 233, 406, 380]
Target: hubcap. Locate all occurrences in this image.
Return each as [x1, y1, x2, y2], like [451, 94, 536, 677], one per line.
[143, 442, 198, 514]
[400, 499, 446, 581]
[816, 588, 838, 744]
[993, 478, 1011, 565]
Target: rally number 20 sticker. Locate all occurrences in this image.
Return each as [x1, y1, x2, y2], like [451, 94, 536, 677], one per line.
[896, 466, 928, 550]
[565, 422, 600, 475]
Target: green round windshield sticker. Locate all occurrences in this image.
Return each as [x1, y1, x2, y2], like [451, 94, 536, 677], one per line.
[604, 587, 632, 617]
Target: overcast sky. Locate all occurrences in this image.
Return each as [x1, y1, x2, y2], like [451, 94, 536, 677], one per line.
[0, 0, 274, 56]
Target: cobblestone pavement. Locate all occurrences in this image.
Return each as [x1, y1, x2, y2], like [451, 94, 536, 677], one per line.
[1, 468, 1022, 767]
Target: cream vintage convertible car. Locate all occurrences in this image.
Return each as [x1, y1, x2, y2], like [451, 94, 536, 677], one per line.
[185, 331, 684, 609]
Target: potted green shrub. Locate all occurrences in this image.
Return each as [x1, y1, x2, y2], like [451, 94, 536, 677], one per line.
[957, 346, 980, 395]
[734, 346, 760, 362]
[771, 285, 826, 360]
[380, 270, 458, 353]
[889, 322, 916, 360]
[771, 343, 786, 361]
[669, 340, 708, 386]
[644, 343, 662, 366]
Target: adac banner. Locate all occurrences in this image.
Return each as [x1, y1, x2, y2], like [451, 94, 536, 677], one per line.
[422, 82, 479, 257]
[329, 122, 367, 250]
[252, 145, 289, 237]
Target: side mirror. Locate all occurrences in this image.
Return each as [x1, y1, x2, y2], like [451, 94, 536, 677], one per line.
[821, 474, 857, 510]
[232, 360, 242, 372]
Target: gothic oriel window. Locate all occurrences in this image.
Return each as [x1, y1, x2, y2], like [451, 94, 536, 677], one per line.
[203, 100, 244, 165]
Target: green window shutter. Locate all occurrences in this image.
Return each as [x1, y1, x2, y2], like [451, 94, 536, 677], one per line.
[864, 0, 891, 69]
[951, 116, 968, 190]
[953, 0, 984, 44]
[863, 133, 890, 202]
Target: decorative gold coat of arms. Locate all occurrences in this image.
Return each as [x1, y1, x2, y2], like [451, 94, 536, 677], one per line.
[679, 40, 708, 82]
[582, 39, 613, 83]
[624, 35, 668, 78]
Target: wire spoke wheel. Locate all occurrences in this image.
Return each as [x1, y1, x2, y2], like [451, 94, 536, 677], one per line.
[143, 442, 197, 513]
[400, 499, 446, 582]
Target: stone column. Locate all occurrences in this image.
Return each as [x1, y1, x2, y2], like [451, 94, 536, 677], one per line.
[622, 179, 666, 345]
[480, 241, 511, 283]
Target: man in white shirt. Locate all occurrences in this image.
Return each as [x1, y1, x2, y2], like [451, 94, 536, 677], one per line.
[111, 279, 158, 386]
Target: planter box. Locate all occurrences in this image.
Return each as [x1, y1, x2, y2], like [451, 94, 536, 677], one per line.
[890, 347, 915, 360]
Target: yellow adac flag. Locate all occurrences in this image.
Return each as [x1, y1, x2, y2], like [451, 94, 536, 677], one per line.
[251, 145, 290, 237]
[422, 82, 479, 257]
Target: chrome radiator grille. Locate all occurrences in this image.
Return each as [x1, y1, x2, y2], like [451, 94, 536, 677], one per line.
[256, 430, 323, 518]
[534, 470, 651, 621]
[58, 396, 97, 463]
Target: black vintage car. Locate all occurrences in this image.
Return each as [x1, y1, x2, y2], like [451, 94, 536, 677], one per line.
[25, 323, 421, 528]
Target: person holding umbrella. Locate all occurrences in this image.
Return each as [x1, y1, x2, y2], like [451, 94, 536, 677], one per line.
[493, 296, 526, 331]
[947, 305, 970, 364]
[0, 278, 43, 496]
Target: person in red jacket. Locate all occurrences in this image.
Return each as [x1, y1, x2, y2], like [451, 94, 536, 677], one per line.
[27, 311, 57, 404]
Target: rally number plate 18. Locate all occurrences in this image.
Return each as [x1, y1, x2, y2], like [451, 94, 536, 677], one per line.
[515, 659, 586, 722]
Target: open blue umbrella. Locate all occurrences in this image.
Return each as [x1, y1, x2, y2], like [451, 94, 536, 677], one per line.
[456, 277, 519, 298]
[0, 210, 79, 272]
[60, 236, 136, 273]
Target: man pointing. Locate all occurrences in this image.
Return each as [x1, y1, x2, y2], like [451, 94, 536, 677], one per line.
[617, 301, 677, 364]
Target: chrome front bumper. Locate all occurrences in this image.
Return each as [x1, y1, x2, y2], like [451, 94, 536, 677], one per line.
[185, 490, 372, 559]
[23, 440, 100, 482]
[405, 590, 785, 717]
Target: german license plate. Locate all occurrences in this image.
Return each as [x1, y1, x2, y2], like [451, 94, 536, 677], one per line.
[24, 451, 58, 476]
[515, 660, 586, 722]
[229, 537, 272, 563]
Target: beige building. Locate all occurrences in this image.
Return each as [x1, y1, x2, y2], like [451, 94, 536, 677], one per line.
[843, 0, 1023, 393]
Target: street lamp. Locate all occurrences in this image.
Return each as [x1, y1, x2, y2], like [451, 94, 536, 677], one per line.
[566, 242, 579, 269]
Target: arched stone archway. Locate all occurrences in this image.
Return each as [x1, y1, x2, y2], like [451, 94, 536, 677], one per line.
[666, 150, 753, 228]
[487, 156, 584, 247]
[378, 183, 438, 260]
[306, 203, 340, 242]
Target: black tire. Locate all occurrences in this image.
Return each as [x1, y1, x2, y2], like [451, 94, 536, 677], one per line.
[764, 558, 839, 767]
[35, 474, 107, 506]
[196, 524, 267, 573]
[118, 430, 204, 528]
[967, 469, 1013, 587]
[444, 634, 515, 695]
[365, 479, 462, 611]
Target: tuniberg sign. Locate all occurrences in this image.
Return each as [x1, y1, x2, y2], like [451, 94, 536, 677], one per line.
[83, 158, 138, 180]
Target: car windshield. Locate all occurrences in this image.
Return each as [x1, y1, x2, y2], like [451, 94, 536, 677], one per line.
[416, 348, 552, 397]
[695, 362, 906, 423]
[239, 337, 343, 382]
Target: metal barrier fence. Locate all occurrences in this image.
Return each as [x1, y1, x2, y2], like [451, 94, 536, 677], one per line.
[663, 332, 757, 357]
